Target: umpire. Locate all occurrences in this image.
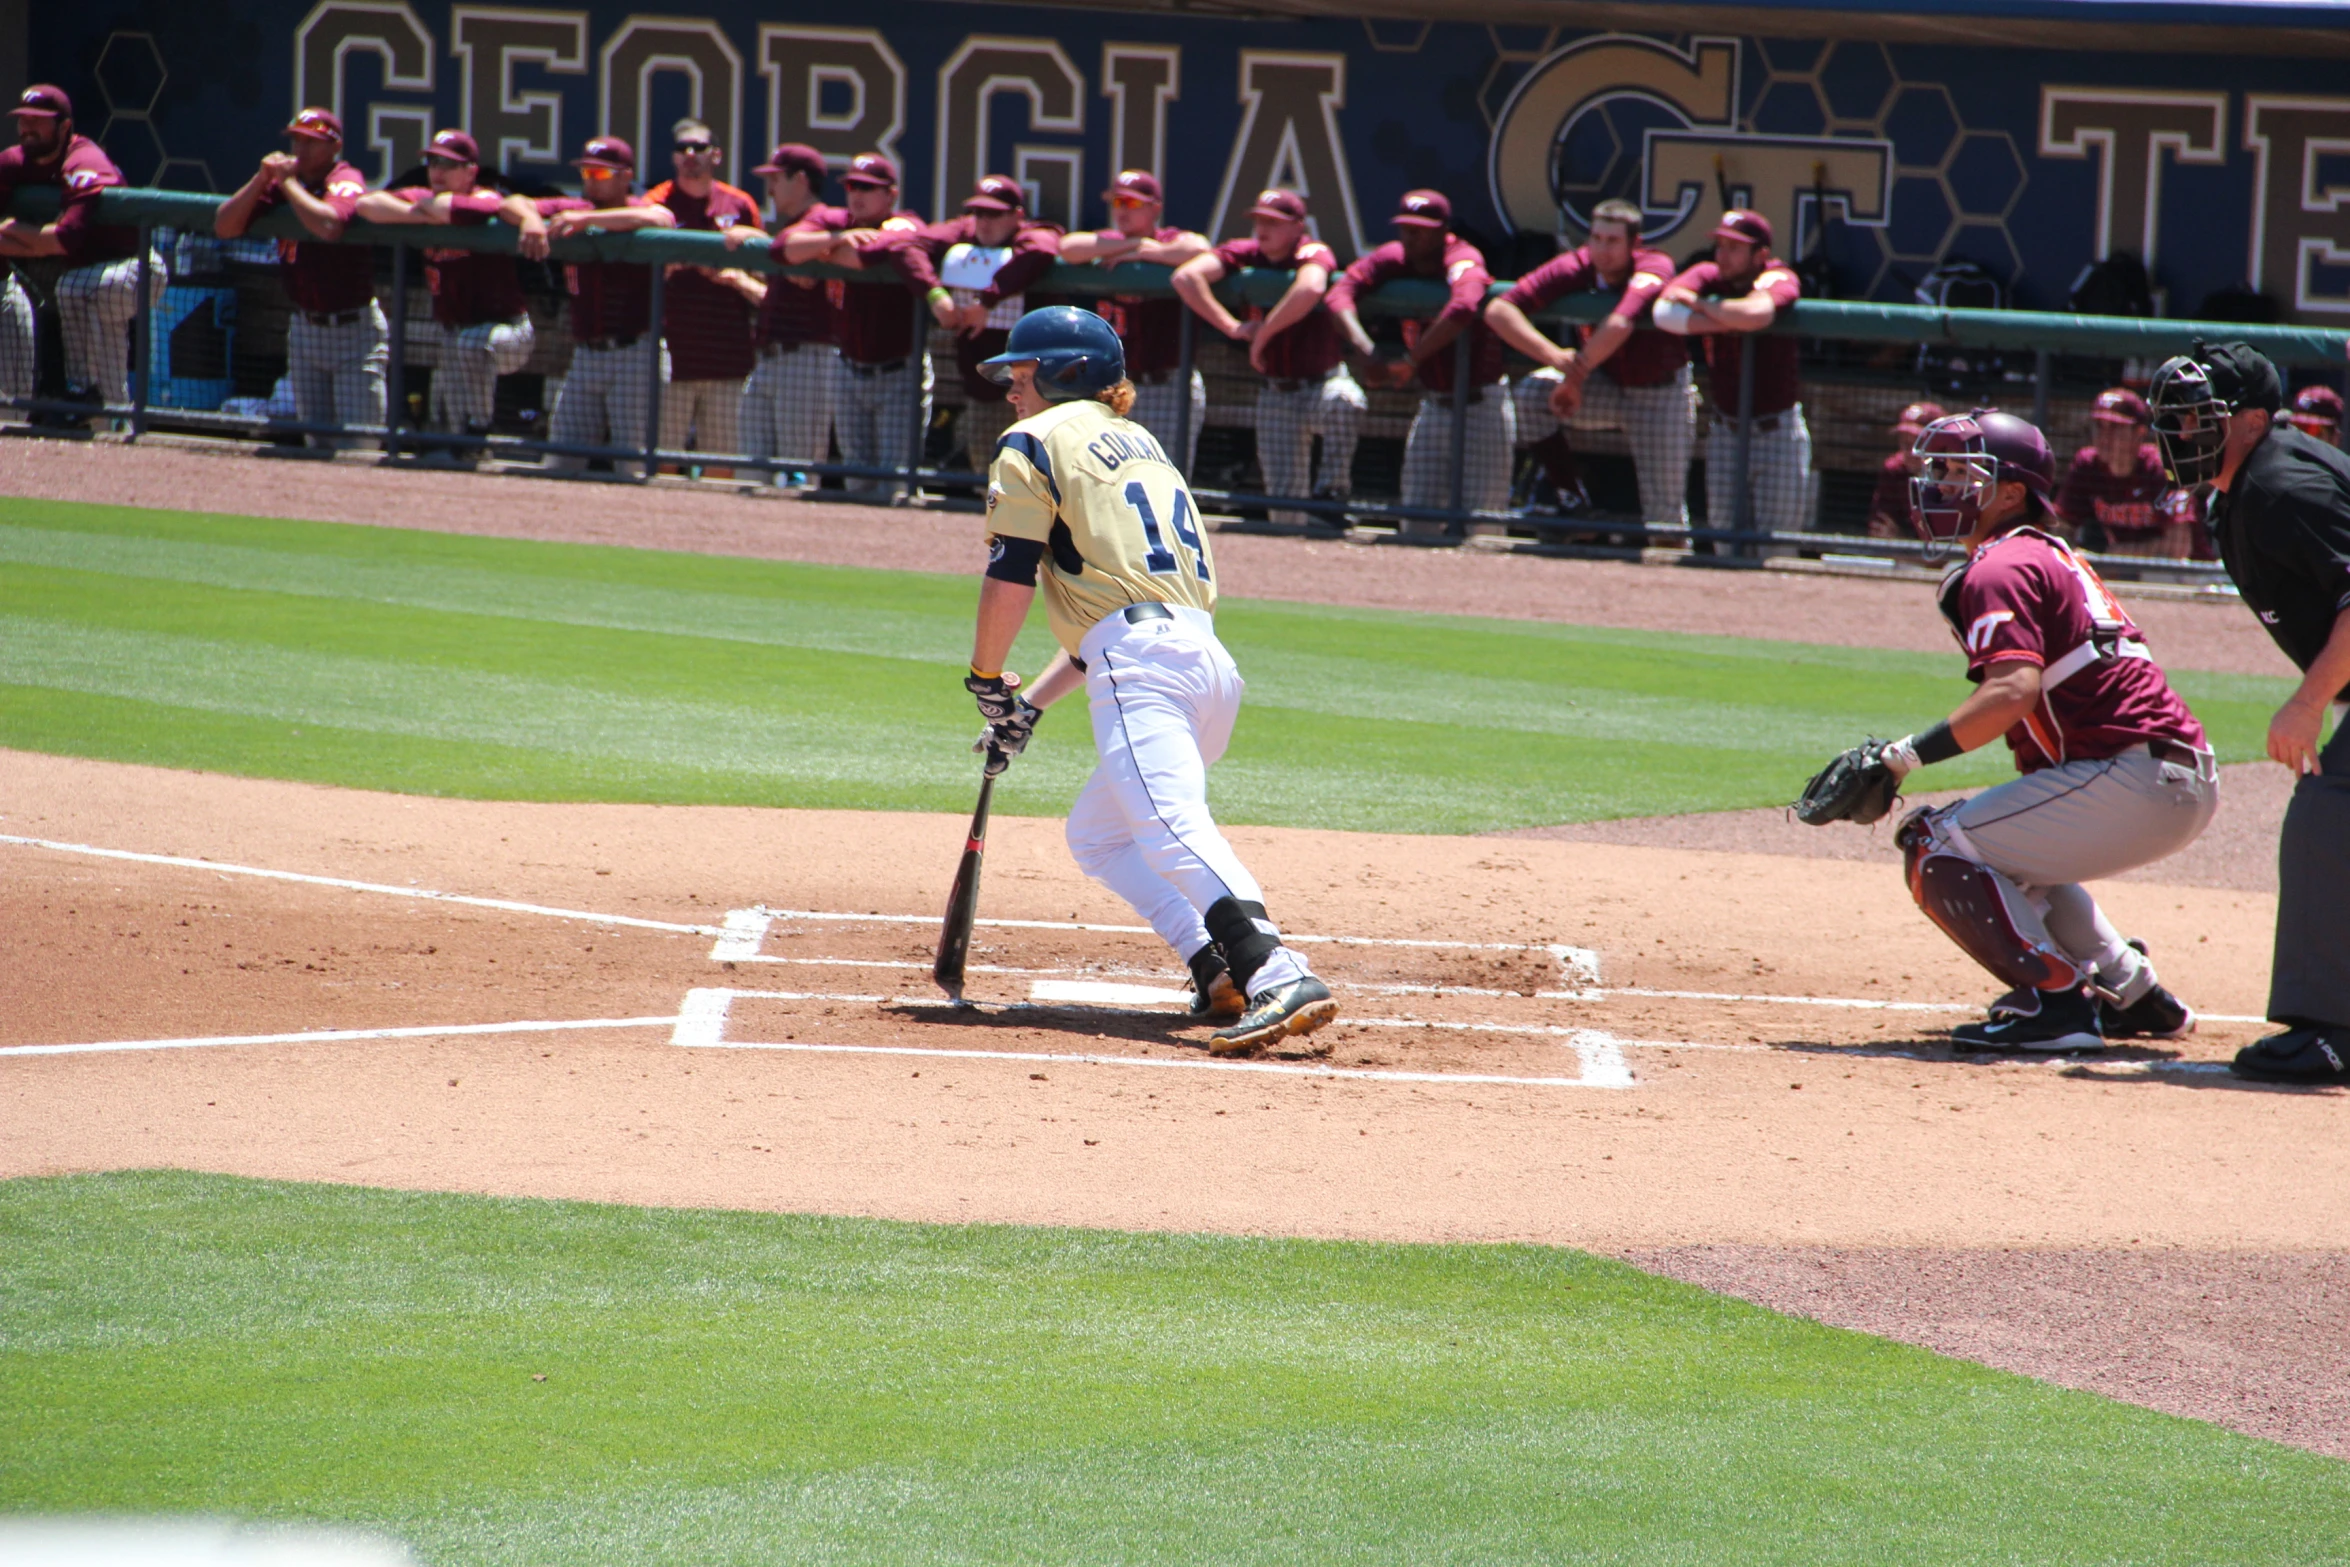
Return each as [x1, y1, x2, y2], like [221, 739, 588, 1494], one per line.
[2150, 342, 2350, 1083]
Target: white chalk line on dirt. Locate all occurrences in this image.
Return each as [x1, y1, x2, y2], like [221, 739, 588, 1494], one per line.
[0, 834, 724, 936]
[680, 988, 1639, 1088]
[0, 1015, 682, 1058]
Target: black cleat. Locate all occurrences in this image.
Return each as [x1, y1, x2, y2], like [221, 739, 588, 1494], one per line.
[1187, 947, 1246, 1021]
[2231, 1028, 2350, 1084]
[1952, 985, 2104, 1053]
[1209, 975, 1337, 1057]
[2099, 983, 2196, 1040]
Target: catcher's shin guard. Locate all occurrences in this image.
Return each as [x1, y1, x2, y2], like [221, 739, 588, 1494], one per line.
[1897, 810, 2083, 992]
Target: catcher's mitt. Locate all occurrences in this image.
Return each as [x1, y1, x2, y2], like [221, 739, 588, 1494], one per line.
[1794, 740, 1900, 826]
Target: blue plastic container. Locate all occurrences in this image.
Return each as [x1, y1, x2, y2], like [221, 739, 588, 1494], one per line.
[143, 284, 237, 410]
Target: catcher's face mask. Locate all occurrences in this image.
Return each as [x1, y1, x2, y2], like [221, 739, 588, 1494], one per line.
[1909, 415, 1999, 563]
[2147, 354, 2228, 486]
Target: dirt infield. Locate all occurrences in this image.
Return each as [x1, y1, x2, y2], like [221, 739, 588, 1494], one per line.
[3, 434, 2342, 1461]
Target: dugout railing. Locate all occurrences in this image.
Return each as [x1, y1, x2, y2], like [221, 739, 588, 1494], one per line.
[8, 185, 2350, 583]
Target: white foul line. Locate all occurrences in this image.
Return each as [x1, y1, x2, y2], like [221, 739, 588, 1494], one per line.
[0, 834, 722, 936]
[0, 1015, 682, 1058]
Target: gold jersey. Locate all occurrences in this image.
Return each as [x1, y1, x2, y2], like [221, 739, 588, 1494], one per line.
[985, 397, 1217, 655]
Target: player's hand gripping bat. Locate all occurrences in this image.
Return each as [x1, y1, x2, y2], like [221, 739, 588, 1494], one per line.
[932, 768, 995, 1002]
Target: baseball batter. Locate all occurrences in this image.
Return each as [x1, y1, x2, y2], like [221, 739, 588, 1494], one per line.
[1798, 410, 2213, 1051]
[213, 107, 379, 448]
[533, 136, 675, 477]
[1327, 189, 1512, 528]
[964, 305, 1337, 1055]
[1060, 170, 1209, 473]
[1484, 198, 1693, 525]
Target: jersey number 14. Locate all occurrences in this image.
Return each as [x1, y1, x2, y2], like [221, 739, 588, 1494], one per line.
[1124, 480, 1210, 581]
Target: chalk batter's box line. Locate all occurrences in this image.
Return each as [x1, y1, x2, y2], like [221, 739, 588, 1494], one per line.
[680, 988, 1640, 1089]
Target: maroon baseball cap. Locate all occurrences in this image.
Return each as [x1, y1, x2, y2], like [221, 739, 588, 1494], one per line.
[842, 152, 897, 187]
[1248, 188, 1307, 222]
[1713, 208, 1773, 249]
[752, 142, 825, 181]
[1103, 169, 1162, 204]
[9, 85, 70, 119]
[574, 135, 634, 172]
[1892, 400, 1946, 436]
[964, 174, 1026, 213]
[2091, 387, 2151, 425]
[1393, 189, 1450, 228]
[2291, 384, 2343, 427]
[286, 107, 343, 142]
[424, 128, 480, 164]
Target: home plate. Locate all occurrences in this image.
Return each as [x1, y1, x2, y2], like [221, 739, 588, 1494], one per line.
[1029, 979, 1191, 1008]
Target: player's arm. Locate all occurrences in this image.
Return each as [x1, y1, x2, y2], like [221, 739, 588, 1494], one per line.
[2272, 605, 2350, 774]
[1256, 257, 1329, 345]
[276, 176, 352, 242]
[1056, 228, 1124, 264]
[1401, 256, 1488, 377]
[354, 189, 439, 226]
[214, 154, 292, 239]
[1482, 295, 1568, 370]
[1874, 660, 2042, 783]
[495, 191, 550, 259]
[1324, 260, 1378, 358]
[1131, 230, 1209, 268]
[1172, 252, 1248, 340]
[780, 221, 843, 264]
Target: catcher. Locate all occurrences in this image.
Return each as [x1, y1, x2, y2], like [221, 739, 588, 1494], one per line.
[1795, 409, 2216, 1051]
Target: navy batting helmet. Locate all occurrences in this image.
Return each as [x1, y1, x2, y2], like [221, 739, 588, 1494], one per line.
[979, 306, 1126, 402]
[1910, 409, 2055, 561]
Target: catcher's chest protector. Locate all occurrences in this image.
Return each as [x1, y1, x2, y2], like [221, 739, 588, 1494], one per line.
[1898, 814, 2083, 991]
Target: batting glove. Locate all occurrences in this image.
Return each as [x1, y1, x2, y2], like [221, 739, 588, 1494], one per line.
[965, 668, 1025, 725]
[974, 697, 1043, 778]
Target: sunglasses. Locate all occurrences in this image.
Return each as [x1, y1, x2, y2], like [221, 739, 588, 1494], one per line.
[674, 141, 713, 153]
[1110, 194, 1154, 209]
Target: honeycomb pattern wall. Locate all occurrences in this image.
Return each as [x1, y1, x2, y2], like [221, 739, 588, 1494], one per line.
[94, 30, 216, 193]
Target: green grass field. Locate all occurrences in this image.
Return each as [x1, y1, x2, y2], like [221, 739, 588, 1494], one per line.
[0, 499, 2292, 832]
[4, 1171, 2345, 1565]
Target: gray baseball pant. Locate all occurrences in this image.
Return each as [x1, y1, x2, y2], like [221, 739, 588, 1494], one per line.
[832, 352, 932, 497]
[287, 302, 387, 449]
[1935, 744, 2218, 996]
[432, 317, 534, 433]
[0, 275, 33, 407]
[661, 375, 743, 459]
[546, 337, 660, 477]
[1706, 405, 1815, 533]
[2270, 713, 2350, 1028]
[740, 342, 837, 477]
[1400, 383, 1516, 531]
[962, 394, 1015, 474]
[1129, 370, 1204, 475]
[1516, 364, 1698, 525]
[1255, 365, 1365, 525]
[56, 252, 167, 407]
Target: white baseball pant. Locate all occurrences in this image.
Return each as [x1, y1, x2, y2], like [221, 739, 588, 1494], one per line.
[1515, 364, 1698, 525]
[1064, 603, 1311, 994]
[0, 275, 34, 407]
[1705, 405, 1815, 533]
[547, 337, 661, 477]
[1254, 366, 1365, 525]
[661, 375, 743, 459]
[286, 303, 387, 449]
[740, 342, 838, 476]
[431, 316, 534, 433]
[832, 353, 932, 496]
[1400, 383, 1516, 529]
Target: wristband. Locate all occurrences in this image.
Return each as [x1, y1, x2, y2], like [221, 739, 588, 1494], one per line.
[928, 286, 953, 306]
[1912, 720, 1962, 765]
[969, 665, 1001, 680]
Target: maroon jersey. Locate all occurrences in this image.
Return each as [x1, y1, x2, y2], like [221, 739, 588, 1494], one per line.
[1091, 226, 1186, 377]
[646, 178, 761, 380]
[2057, 443, 2175, 539]
[788, 205, 930, 366]
[257, 161, 373, 313]
[1499, 246, 1685, 387]
[1869, 453, 1913, 530]
[535, 195, 653, 343]
[1211, 235, 1344, 381]
[1941, 524, 2205, 772]
[1327, 235, 1504, 393]
[753, 202, 833, 351]
[1671, 259, 1803, 417]
[910, 214, 1064, 400]
[391, 187, 524, 326]
[0, 133, 135, 263]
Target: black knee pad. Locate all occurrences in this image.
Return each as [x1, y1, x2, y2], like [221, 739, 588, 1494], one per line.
[1204, 897, 1281, 993]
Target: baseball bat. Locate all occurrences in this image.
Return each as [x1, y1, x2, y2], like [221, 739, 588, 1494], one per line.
[932, 768, 996, 1001]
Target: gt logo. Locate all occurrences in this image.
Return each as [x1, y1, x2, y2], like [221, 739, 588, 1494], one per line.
[1965, 610, 2016, 653]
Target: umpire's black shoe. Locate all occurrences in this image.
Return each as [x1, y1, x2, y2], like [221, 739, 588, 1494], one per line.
[1209, 975, 1337, 1057]
[2231, 1028, 2350, 1084]
[1952, 985, 2104, 1053]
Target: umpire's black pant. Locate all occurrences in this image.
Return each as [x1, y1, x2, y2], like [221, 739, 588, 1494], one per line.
[2272, 715, 2350, 1028]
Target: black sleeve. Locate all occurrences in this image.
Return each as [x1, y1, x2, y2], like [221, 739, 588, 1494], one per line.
[984, 533, 1044, 586]
[2274, 460, 2350, 614]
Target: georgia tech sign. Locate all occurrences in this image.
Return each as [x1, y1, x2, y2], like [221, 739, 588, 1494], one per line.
[1488, 35, 1891, 250]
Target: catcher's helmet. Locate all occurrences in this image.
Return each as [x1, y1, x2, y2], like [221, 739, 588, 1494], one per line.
[2148, 342, 2279, 485]
[1909, 409, 2055, 561]
[979, 306, 1126, 402]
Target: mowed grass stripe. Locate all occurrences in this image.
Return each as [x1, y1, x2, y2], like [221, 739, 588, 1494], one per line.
[0, 500, 2289, 831]
[1, 1172, 2343, 1566]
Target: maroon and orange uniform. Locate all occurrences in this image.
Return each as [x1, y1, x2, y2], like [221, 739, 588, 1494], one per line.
[1209, 234, 1345, 381]
[645, 178, 760, 381]
[256, 160, 372, 314]
[1499, 245, 1685, 386]
[386, 187, 525, 325]
[1327, 234, 1503, 392]
[534, 194, 655, 343]
[0, 133, 134, 263]
[1670, 257, 1803, 414]
[1090, 226, 1188, 378]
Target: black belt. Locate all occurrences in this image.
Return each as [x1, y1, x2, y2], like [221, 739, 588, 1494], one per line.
[1135, 369, 1179, 386]
[763, 341, 829, 356]
[1431, 381, 1504, 405]
[1267, 372, 1338, 393]
[845, 357, 908, 377]
[2147, 738, 2209, 768]
[301, 307, 368, 327]
[1123, 602, 1173, 624]
[576, 334, 642, 351]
